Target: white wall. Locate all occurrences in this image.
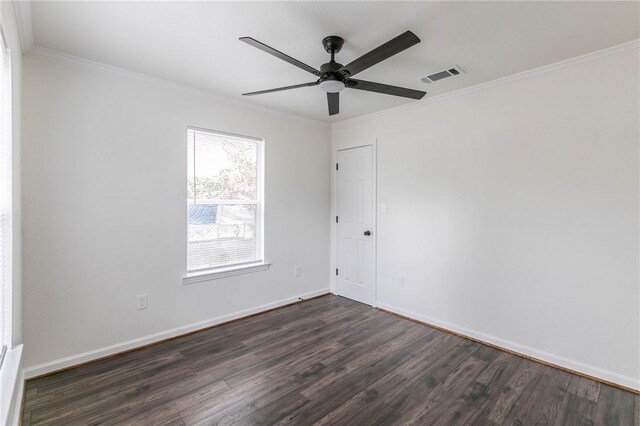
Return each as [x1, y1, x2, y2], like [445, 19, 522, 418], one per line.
[331, 50, 640, 389]
[22, 55, 331, 371]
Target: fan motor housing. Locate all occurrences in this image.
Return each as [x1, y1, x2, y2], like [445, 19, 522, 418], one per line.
[320, 61, 344, 74]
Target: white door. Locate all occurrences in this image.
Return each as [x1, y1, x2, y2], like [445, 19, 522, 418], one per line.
[336, 145, 374, 305]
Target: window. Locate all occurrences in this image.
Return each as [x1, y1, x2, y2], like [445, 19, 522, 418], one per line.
[0, 27, 11, 362]
[187, 128, 264, 275]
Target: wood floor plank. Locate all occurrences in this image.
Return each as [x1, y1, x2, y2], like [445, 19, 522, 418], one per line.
[311, 373, 410, 426]
[567, 374, 601, 402]
[555, 392, 597, 426]
[485, 359, 545, 423]
[412, 354, 490, 423]
[433, 351, 523, 425]
[594, 384, 636, 425]
[505, 366, 572, 424]
[382, 341, 483, 424]
[277, 331, 436, 425]
[22, 295, 639, 426]
[297, 322, 428, 400]
[362, 339, 481, 425]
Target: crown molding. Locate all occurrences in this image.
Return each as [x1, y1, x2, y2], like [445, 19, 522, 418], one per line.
[23, 45, 330, 129]
[12, 0, 33, 52]
[332, 39, 640, 129]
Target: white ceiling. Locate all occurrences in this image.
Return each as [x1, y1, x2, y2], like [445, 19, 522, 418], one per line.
[29, 1, 639, 123]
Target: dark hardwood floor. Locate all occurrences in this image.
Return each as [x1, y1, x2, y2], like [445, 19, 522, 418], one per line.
[23, 295, 638, 425]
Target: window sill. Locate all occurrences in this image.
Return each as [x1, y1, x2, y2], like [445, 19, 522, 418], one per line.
[182, 262, 271, 285]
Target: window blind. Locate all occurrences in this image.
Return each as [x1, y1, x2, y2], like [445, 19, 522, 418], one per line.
[0, 28, 12, 359]
[187, 128, 262, 272]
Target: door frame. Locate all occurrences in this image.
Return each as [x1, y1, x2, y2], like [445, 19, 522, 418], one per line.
[332, 141, 377, 306]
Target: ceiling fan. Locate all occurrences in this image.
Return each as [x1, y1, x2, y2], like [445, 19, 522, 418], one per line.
[240, 31, 426, 116]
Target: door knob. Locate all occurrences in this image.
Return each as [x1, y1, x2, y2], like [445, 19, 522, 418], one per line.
[364, 230, 371, 236]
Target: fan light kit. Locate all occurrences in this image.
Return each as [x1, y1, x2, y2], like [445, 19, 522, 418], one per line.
[240, 31, 427, 116]
[319, 80, 345, 93]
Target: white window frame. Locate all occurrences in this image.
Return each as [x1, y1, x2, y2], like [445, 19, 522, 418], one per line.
[183, 127, 268, 285]
[0, 24, 12, 363]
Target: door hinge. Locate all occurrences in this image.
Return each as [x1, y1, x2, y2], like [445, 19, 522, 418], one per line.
[336, 216, 338, 223]
[336, 268, 339, 276]
[336, 163, 339, 171]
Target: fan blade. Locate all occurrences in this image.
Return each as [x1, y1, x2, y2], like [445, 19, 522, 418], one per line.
[327, 92, 339, 116]
[339, 31, 420, 77]
[243, 81, 319, 96]
[346, 79, 426, 100]
[240, 37, 322, 77]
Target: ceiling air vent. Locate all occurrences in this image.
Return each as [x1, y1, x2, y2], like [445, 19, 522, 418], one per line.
[420, 66, 465, 84]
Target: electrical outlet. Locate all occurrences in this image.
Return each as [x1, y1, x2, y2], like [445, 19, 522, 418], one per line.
[136, 294, 148, 310]
[397, 276, 405, 288]
[294, 266, 302, 277]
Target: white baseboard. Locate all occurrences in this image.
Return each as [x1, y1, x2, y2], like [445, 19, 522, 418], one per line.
[0, 344, 23, 426]
[24, 289, 330, 379]
[7, 370, 24, 426]
[376, 301, 640, 392]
